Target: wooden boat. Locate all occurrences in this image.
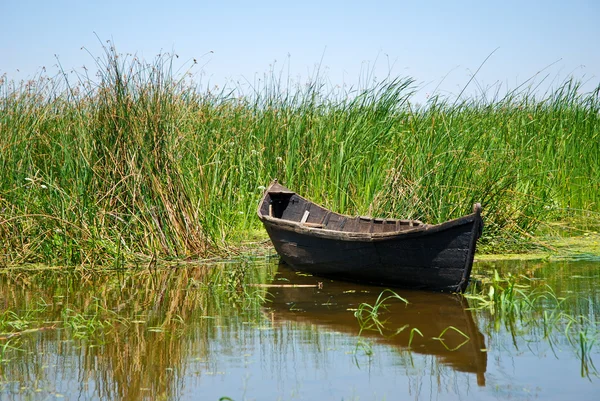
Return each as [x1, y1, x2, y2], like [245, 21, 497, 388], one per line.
[257, 180, 483, 292]
[264, 264, 487, 386]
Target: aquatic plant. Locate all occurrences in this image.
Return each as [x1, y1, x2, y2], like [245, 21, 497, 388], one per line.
[433, 326, 470, 351]
[466, 270, 600, 377]
[354, 289, 408, 335]
[354, 290, 474, 352]
[1, 41, 599, 265]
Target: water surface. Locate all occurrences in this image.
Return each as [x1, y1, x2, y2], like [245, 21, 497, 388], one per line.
[0, 258, 598, 400]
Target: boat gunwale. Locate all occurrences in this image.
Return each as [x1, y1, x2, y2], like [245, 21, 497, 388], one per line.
[257, 181, 482, 242]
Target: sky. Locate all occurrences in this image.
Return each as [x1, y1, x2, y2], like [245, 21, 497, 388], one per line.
[2, 0, 599, 103]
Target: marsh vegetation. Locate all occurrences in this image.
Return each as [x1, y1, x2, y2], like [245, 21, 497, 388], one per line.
[1, 42, 599, 267]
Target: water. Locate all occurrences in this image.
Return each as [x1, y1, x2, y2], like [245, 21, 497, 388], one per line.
[0, 258, 599, 400]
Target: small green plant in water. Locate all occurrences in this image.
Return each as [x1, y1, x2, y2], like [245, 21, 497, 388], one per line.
[465, 270, 561, 318]
[353, 289, 408, 364]
[354, 289, 408, 335]
[466, 270, 599, 378]
[407, 327, 423, 348]
[433, 326, 471, 351]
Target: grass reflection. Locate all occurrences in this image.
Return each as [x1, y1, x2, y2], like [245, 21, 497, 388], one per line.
[466, 261, 600, 378]
[0, 260, 274, 400]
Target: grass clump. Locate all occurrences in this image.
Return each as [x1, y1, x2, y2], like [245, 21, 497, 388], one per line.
[465, 271, 600, 377]
[1, 41, 599, 265]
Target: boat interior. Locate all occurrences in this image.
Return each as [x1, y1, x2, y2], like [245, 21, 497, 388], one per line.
[262, 190, 424, 234]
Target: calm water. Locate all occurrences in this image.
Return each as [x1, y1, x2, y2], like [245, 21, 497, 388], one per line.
[0, 258, 599, 400]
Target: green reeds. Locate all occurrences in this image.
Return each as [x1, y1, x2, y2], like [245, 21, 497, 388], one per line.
[1, 42, 599, 265]
[466, 270, 600, 377]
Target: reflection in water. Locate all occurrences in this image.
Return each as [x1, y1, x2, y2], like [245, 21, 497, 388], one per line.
[0, 264, 270, 400]
[0, 259, 598, 400]
[264, 264, 487, 386]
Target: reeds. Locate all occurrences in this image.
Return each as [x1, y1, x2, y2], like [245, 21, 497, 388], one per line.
[465, 270, 599, 377]
[1, 42, 599, 265]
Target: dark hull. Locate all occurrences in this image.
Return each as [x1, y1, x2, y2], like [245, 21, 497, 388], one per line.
[258, 181, 483, 292]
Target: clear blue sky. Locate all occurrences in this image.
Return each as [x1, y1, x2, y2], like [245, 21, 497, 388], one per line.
[2, 0, 599, 102]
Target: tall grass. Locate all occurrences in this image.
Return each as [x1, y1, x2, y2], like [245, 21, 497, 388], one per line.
[1, 43, 599, 265]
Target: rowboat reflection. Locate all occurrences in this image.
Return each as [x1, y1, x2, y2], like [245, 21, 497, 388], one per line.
[263, 264, 487, 386]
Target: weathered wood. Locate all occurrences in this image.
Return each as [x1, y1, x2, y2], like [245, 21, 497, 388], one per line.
[302, 222, 325, 228]
[247, 283, 323, 288]
[257, 181, 483, 293]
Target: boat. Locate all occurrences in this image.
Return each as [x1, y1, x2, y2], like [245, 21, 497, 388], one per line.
[257, 180, 483, 292]
[264, 264, 487, 386]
